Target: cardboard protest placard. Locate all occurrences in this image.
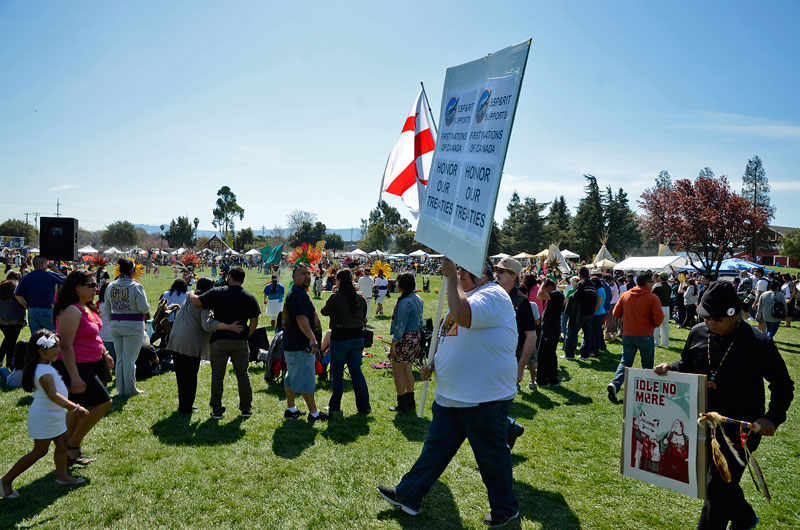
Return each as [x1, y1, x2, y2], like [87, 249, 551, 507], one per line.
[415, 40, 530, 276]
[621, 368, 707, 499]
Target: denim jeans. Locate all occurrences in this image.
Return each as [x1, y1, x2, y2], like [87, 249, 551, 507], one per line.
[394, 400, 518, 519]
[27, 307, 55, 334]
[765, 320, 780, 338]
[564, 314, 593, 358]
[590, 313, 605, 354]
[328, 337, 371, 413]
[610, 335, 655, 392]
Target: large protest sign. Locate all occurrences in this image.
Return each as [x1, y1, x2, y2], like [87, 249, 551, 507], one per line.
[621, 368, 707, 499]
[416, 40, 530, 276]
[0, 236, 25, 248]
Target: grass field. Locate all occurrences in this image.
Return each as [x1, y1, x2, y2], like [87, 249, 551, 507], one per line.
[1, 267, 798, 529]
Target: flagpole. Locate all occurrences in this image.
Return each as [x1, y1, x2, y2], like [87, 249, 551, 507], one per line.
[417, 276, 447, 417]
[420, 82, 438, 138]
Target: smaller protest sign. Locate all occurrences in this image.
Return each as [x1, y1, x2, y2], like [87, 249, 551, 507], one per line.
[621, 368, 707, 499]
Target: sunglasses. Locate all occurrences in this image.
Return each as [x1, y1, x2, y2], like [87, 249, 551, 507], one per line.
[84, 282, 98, 288]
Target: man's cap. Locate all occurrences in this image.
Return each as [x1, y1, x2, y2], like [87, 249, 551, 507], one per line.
[659, 272, 669, 280]
[496, 257, 522, 276]
[696, 280, 742, 319]
[590, 269, 602, 276]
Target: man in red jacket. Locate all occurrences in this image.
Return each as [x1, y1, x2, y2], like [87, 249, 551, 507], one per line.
[606, 271, 664, 403]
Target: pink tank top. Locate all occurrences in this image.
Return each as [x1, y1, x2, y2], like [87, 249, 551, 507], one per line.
[57, 304, 105, 363]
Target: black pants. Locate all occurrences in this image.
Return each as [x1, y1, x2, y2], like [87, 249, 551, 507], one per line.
[676, 293, 686, 325]
[683, 304, 697, 328]
[698, 426, 761, 529]
[0, 324, 23, 368]
[536, 332, 559, 385]
[173, 352, 201, 414]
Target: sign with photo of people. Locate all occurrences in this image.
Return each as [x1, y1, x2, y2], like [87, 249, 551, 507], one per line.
[621, 368, 707, 499]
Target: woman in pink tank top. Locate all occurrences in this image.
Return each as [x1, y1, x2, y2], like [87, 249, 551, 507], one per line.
[53, 271, 113, 466]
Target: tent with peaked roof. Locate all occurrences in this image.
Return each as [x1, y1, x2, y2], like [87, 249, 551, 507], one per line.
[614, 256, 686, 272]
[512, 252, 536, 259]
[78, 245, 98, 254]
[657, 243, 675, 256]
[409, 249, 429, 257]
[593, 228, 615, 265]
[490, 253, 510, 260]
[546, 244, 571, 275]
[561, 249, 580, 259]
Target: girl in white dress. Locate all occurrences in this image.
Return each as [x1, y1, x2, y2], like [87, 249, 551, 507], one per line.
[1, 330, 89, 499]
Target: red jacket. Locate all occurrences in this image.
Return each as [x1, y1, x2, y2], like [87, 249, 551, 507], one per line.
[612, 286, 664, 336]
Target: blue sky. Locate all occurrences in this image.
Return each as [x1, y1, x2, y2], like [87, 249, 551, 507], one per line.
[1, 1, 798, 237]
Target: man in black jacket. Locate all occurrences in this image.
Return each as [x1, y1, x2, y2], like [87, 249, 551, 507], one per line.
[655, 281, 794, 530]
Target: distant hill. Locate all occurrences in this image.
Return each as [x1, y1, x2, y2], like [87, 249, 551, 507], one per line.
[134, 225, 362, 242]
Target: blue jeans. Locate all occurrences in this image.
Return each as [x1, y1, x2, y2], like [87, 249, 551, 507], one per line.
[765, 321, 780, 338]
[610, 335, 655, 392]
[564, 314, 593, 358]
[590, 314, 605, 355]
[328, 337, 370, 413]
[28, 307, 55, 334]
[394, 400, 518, 519]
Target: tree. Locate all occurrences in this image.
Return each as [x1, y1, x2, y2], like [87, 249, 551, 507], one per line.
[638, 175, 769, 276]
[487, 220, 502, 256]
[655, 170, 672, 190]
[603, 187, 641, 257]
[392, 229, 416, 254]
[288, 221, 326, 247]
[543, 196, 571, 246]
[741, 155, 776, 259]
[782, 229, 800, 260]
[499, 192, 546, 254]
[102, 221, 138, 248]
[233, 227, 255, 251]
[270, 225, 286, 244]
[164, 216, 195, 248]
[193, 217, 200, 242]
[287, 210, 317, 235]
[359, 201, 411, 251]
[698, 167, 715, 179]
[569, 175, 605, 259]
[212, 186, 244, 243]
[323, 232, 344, 251]
[0, 219, 38, 244]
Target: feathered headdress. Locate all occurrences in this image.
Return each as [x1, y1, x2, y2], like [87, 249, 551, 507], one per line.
[371, 260, 391, 278]
[86, 254, 110, 268]
[287, 242, 322, 269]
[114, 262, 145, 281]
[180, 251, 202, 269]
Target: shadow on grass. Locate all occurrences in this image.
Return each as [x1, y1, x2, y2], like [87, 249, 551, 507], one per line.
[272, 418, 317, 459]
[515, 480, 580, 529]
[549, 384, 593, 406]
[0, 472, 88, 529]
[16, 394, 33, 407]
[321, 412, 370, 444]
[508, 400, 536, 421]
[151, 412, 245, 446]
[377, 482, 465, 529]
[519, 389, 558, 410]
[393, 412, 431, 443]
[258, 382, 287, 399]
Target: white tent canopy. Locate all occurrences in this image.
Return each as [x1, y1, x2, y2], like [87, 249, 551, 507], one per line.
[512, 252, 536, 259]
[244, 249, 260, 256]
[561, 249, 580, 259]
[490, 253, 510, 260]
[78, 245, 98, 254]
[368, 250, 386, 258]
[348, 248, 369, 256]
[28, 248, 40, 253]
[409, 249, 428, 257]
[103, 247, 120, 255]
[613, 256, 687, 272]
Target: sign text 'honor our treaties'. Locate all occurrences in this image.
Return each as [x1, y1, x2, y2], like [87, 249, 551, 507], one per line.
[416, 40, 530, 276]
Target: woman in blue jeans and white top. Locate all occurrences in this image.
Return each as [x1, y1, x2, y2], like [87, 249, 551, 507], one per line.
[106, 259, 150, 397]
[388, 273, 424, 413]
[320, 269, 371, 414]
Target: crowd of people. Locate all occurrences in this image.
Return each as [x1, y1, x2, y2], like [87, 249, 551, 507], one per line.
[0, 251, 797, 529]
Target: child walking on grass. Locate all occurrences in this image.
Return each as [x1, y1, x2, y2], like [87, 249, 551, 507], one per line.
[1, 330, 89, 499]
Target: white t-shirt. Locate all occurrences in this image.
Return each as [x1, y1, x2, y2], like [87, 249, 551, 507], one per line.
[434, 282, 517, 404]
[356, 276, 374, 298]
[755, 278, 768, 293]
[31, 364, 67, 414]
[374, 277, 388, 290]
[162, 290, 188, 322]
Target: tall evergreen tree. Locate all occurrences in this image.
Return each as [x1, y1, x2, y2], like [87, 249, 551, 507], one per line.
[499, 192, 546, 253]
[698, 167, 715, 179]
[544, 196, 571, 246]
[741, 155, 775, 258]
[488, 219, 502, 256]
[569, 175, 605, 260]
[603, 187, 641, 258]
[655, 170, 672, 190]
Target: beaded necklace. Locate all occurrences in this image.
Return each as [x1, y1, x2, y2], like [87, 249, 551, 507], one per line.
[706, 323, 739, 390]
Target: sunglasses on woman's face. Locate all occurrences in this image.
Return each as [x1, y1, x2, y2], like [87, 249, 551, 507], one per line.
[84, 282, 98, 288]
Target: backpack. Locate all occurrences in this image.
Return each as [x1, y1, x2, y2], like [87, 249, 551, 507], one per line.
[772, 294, 786, 319]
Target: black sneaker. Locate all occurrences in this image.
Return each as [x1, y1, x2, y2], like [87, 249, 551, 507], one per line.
[483, 511, 519, 527]
[308, 411, 329, 424]
[507, 425, 525, 450]
[241, 410, 252, 418]
[376, 486, 419, 516]
[283, 409, 306, 420]
[607, 383, 618, 403]
[211, 412, 223, 420]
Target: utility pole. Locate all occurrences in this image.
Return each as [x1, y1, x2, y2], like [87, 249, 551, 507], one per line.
[261, 225, 266, 238]
[56, 198, 61, 217]
[24, 213, 29, 224]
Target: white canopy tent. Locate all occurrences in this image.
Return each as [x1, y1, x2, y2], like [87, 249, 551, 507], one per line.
[28, 248, 40, 253]
[490, 253, 510, 260]
[78, 245, 98, 254]
[348, 248, 369, 257]
[103, 247, 120, 255]
[409, 249, 429, 257]
[428, 254, 444, 258]
[512, 252, 536, 259]
[613, 256, 687, 272]
[561, 249, 580, 259]
[368, 250, 386, 258]
[244, 249, 260, 256]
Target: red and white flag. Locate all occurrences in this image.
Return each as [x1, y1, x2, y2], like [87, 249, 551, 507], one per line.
[380, 88, 435, 220]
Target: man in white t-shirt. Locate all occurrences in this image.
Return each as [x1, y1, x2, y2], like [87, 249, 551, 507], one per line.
[378, 257, 519, 526]
[356, 269, 374, 320]
[752, 268, 769, 332]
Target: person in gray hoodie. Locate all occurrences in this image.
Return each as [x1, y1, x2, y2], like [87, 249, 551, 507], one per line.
[106, 258, 150, 397]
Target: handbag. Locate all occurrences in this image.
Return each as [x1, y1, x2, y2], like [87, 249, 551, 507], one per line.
[97, 357, 113, 384]
[362, 327, 374, 348]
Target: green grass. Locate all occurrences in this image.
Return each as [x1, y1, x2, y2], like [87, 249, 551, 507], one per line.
[2, 267, 799, 529]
